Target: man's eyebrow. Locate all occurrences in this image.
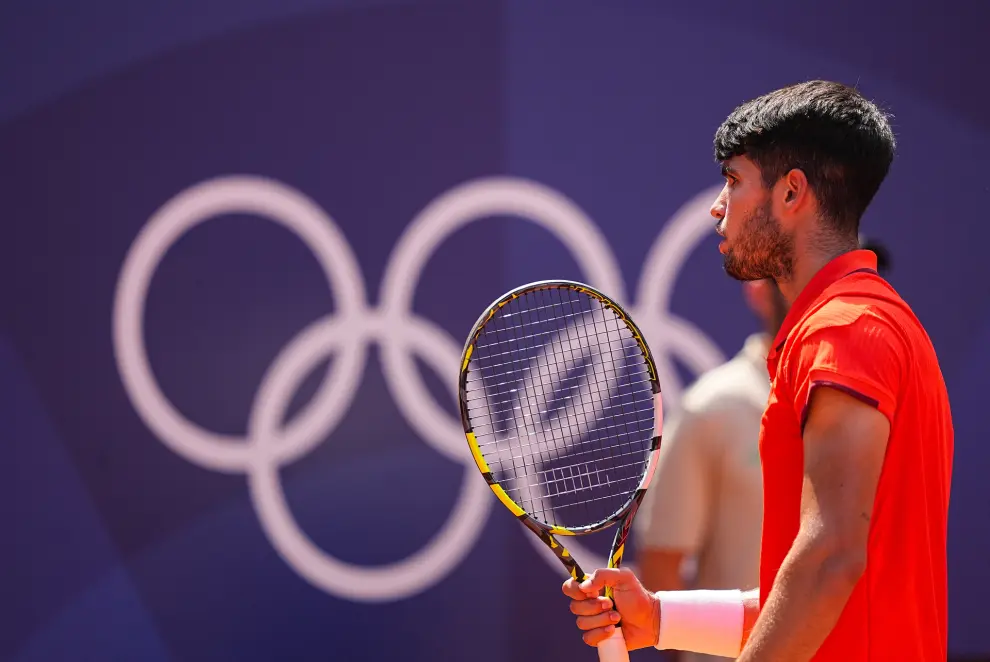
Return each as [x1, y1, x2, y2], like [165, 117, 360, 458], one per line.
[720, 163, 739, 177]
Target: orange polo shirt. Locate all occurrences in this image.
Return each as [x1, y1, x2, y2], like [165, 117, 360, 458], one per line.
[759, 250, 953, 660]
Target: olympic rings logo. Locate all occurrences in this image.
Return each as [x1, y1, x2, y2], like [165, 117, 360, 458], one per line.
[112, 175, 725, 603]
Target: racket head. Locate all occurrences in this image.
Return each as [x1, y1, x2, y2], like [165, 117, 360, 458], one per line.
[458, 280, 663, 540]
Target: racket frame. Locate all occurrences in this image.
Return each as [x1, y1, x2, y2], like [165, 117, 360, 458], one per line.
[457, 279, 663, 585]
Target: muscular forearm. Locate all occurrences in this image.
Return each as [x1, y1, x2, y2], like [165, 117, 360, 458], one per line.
[736, 535, 863, 661]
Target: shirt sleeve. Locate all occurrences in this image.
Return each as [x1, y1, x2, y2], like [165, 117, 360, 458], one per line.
[634, 406, 717, 553]
[787, 309, 905, 430]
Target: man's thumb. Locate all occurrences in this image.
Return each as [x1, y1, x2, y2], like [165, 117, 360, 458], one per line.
[578, 568, 635, 595]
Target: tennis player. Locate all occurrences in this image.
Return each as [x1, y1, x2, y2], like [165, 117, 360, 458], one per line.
[633, 238, 890, 662]
[562, 80, 953, 661]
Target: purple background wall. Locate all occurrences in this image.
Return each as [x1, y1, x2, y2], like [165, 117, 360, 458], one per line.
[2, 1, 987, 660]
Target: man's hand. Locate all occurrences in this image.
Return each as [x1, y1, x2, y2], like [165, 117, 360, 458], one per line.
[561, 568, 660, 650]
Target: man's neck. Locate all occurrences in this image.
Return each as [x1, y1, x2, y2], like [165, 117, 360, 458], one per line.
[776, 241, 858, 305]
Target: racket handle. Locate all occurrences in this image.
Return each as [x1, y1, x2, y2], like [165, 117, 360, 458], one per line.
[597, 626, 630, 662]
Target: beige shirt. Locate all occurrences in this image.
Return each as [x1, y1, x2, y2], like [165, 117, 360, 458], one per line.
[635, 333, 770, 662]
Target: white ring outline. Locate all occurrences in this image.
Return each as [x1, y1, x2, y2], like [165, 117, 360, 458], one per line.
[112, 174, 727, 600]
[113, 175, 367, 472]
[246, 315, 492, 601]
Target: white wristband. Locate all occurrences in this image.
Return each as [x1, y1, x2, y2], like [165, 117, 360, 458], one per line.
[654, 589, 745, 658]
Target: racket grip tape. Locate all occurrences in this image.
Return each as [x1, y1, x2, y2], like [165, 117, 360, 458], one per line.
[596, 626, 630, 662]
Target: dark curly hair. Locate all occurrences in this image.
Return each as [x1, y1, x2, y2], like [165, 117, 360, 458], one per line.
[714, 80, 896, 236]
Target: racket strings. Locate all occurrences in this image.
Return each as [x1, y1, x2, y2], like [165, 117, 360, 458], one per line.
[502, 455, 650, 503]
[472, 318, 633, 357]
[557, 287, 645, 527]
[516, 288, 565, 525]
[563, 289, 642, 526]
[465, 348, 651, 415]
[536, 461, 646, 503]
[473, 304, 602, 339]
[476, 287, 580, 525]
[480, 427, 653, 476]
[464, 285, 654, 529]
[481, 291, 532, 516]
[484, 287, 600, 337]
[465, 354, 646, 394]
[591, 292, 641, 509]
[473, 382, 652, 461]
[468, 351, 649, 394]
[472, 402, 654, 442]
[462, 375, 653, 419]
[524, 287, 599, 524]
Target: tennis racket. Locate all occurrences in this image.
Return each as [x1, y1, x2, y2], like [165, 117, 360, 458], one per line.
[458, 280, 663, 662]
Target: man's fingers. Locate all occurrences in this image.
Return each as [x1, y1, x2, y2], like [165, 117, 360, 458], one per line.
[576, 610, 621, 632]
[577, 568, 636, 595]
[582, 625, 617, 647]
[569, 596, 613, 616]
[561, 577, 591, 600]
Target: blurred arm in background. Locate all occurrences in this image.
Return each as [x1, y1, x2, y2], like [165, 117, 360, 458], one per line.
[635, 404, 715, 596]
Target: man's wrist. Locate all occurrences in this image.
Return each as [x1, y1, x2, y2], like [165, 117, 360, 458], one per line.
[654, 589, 745, 658]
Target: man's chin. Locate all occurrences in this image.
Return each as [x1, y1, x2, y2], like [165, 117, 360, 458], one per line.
[722, 255, 747, 282]
[723, 255, 764, 282]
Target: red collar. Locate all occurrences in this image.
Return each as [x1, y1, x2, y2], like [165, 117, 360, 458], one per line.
[767, 249, 879, 364]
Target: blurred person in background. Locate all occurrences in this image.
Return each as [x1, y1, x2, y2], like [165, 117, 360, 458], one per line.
[633, 237, 891, 662]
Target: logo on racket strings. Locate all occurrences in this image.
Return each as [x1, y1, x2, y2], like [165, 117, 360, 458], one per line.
[113, 175, 724, 602]
[474, 303, 645, 521]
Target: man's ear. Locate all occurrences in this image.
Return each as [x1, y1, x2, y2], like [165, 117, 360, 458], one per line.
[781, 168, 810, 210]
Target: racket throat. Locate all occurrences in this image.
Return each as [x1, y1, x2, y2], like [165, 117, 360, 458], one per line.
[519, 516, 585, 581]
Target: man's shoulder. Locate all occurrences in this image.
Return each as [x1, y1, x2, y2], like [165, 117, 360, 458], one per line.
[796, 278, 943, 380]
[795, 285, 915, 340]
